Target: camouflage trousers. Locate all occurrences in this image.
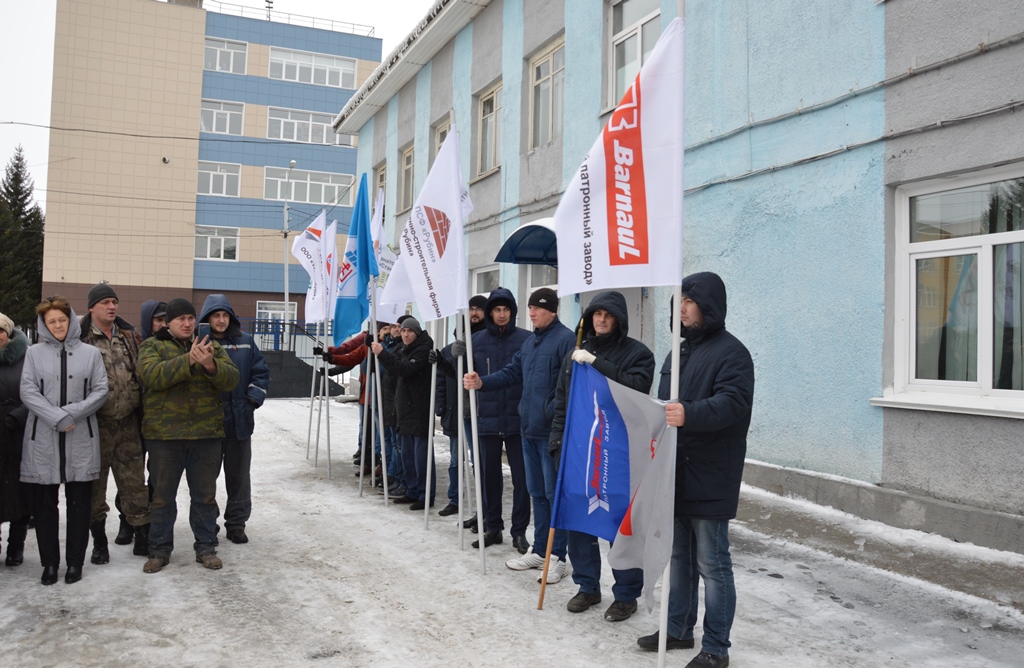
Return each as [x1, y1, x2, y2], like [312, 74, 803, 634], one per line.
[90, 412, 151, 526]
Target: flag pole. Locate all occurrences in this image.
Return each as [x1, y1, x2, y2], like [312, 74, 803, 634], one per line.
[370, 289, 390, 505]
[463, 307, 486, 572]
[324, 324, 332, 480]
[424, 318, 439, 528]
[306, 321, 320, 458]
[539, 385, 575, 609]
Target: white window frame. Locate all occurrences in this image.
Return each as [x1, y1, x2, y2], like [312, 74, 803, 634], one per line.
[399, 146, 415, 213]
[264, 167, 355, 207]
[268, 47, 356, 89]
[267, 107, 355, 147]
[256, 300, 297, 322]
[874, 162, 1024, 419]
[607, 0, 661, 107]
[434, 119, 451, 165]
[195, 225, 239, 261]
[375, 164, 387, 202]
[197, 161, 241, 198]
[204, 38, 247, 75]
[201, 99, 244, 136]
[530, 41, 565, 149]
[477, 85, 502, 177]
[472, 265, 501, 297]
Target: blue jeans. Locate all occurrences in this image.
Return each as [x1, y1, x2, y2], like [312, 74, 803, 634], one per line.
[400, 434, 435, 503]
[667, 517, 735, 656]
[522, 436, 566, 560]
[147, 439, 222, 558]
[567, 530, 643, 601]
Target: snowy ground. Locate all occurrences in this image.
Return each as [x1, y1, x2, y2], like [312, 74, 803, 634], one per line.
[2, 398, 1023, 667]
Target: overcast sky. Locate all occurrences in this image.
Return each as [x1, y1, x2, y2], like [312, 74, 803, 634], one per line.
[0, 0, 436, 212]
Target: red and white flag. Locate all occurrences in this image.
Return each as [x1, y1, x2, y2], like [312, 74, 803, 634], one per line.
[553, 17, 684, 296]
[291, 210, 330, 322]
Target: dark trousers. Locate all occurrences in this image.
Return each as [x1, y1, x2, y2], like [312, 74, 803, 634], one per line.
[147, 439, 221, 558]
[30, 481, 93, 568]
[478, 434, 530, 536]
[400, 434, 435, 503]
[220, 438, 252, 530]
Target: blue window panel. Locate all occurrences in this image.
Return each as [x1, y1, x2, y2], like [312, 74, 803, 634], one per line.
[202, 71, 354, 112]
[194, 259, 313, 293]
[197, 134, 357, 174]
[205, 13, 382, 61]
[196, 195, 354, 232]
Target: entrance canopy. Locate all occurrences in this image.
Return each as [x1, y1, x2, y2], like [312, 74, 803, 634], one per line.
[493, 218, 557, 267]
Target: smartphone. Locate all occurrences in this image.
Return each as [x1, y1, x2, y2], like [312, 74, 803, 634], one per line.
[197, 323, 211, 341]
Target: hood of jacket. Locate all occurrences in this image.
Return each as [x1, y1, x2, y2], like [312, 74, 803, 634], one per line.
[0, 328, 29, 366]
[580, 290, 630, 345]
[199, 294, 243, 337]
[679, 271, 727, 344]
[140, 300, 164, 339]
[483, 287, 519, 336]
[36, 308, 84, 347]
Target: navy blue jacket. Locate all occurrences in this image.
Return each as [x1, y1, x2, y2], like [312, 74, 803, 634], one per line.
[469, 288, 530, 436]
[659, 272, 754, 520]
[199, 295, 270, 440]
[480, 316, 575, 440]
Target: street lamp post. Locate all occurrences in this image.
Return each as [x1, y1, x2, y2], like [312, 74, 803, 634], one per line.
[283, 160, 295, 331]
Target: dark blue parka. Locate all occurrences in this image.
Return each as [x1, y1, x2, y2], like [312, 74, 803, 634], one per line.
[660, 272, 754, 520]
[199, 295, 270, 440]
[469, 288, 530, 436]
[479, 316, 575, 440]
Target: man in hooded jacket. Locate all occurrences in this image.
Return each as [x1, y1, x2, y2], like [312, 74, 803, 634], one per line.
[199, 295, 270, 545]
[636, 272, 753, 668]
[549, 290, 654, 623]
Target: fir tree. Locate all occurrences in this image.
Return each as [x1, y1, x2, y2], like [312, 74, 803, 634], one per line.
[0, 146, 45, 328]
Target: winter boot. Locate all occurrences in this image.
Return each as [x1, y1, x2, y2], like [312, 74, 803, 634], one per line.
[5, 519, 28, 567]
[90, 520, 110, 565]
[114, 515, 134, 545]
[133, 523, 150, 557]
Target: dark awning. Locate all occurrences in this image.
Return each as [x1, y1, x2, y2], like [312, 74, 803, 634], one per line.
[493, 218, 557, 267]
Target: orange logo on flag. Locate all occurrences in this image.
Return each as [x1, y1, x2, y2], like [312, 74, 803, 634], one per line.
[603, 79, 649, 266]
[424, 206, 451, 257]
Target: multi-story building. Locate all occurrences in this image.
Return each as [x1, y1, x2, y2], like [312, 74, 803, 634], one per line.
[336, 0, 1024, 554]
[43, 0, 381, 325]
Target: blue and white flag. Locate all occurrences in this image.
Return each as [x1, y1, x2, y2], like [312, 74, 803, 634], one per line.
[333, 174, 379, 345]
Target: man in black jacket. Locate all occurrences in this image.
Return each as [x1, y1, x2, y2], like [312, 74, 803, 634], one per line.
[636, 272, 754, 668]
[549, 290, 654, 623]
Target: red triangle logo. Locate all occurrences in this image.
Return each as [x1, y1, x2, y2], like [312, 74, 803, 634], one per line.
[424, 206, 451, 258]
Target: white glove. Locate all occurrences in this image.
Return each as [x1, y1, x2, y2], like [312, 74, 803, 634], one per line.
[572, 349, 596, 365]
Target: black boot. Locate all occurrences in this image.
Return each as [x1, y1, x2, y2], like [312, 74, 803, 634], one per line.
[114, 515, 134, 545]
[133, 524, 150, 557]
[90, 520, 109, 565]
[5, 519, 28, 567]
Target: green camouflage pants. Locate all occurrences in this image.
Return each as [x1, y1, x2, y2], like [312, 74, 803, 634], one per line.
[90, 412, 150, 526]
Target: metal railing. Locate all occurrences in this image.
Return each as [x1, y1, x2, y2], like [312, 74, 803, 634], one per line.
[202, 0, 375, 37]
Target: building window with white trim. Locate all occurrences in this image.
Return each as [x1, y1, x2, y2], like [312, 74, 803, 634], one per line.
[264, 167, 355, 207]
[434, 119, 451, 166]
[473, 265, 500, 296]
[608, 0, 660, 105]
[267, 108, 355, 146]
[375, 164, 387, 202]
[268, 47, 356, 89]
[531, 43, 565, 149]
[896, 165, 1024, 400]
[204, 38, 247, 75]
[201, 100, 243, 136]
[195, 225, 239, 261]
[399, 146, 415, 212]
[477, 86, 502, 176]
[197, 162, 240, 197]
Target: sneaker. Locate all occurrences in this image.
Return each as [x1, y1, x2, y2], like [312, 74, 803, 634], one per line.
[566, 591, 602, 613]
[537, 557, 570, 584]
[409, 500, 433, 511]
[226, 528, 248, 544]
[471, 530, 503, 549]
[604, 599, 637, 622]
[196, 553, 223, 570]
[143, 556, 169, 574]
[505, 551, 545, 571]
[637, 630, 695, 651]
[512, 535, 530, 555]
[437, 503, 459, 516]
[392, 495, 417, 504]
[684, 652, 729, 668]
[462, 514, 478, 529]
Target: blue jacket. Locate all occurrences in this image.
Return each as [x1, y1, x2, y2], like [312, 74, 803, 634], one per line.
[199, 295, 270, 440]
[470, 288, 530, 436]
[480, 316, 575, 440]
[659, 272, 754, 521]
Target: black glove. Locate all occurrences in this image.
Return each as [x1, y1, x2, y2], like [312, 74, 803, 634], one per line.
[428, 349, 439, 364]
[452, 340, 466, 358]
[313, 346, 324, 356]
[321, 351, 334, 362]
[364, 331, 374, 346]
[4, 414, 17, 433]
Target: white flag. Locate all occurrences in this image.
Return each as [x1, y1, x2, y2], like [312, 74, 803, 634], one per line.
[322, 220, 339, 319]
[554, 17, 684, 296]
[291, 210, 329, 321]
[382, 126, 473, 321]
[371, 186, 385, 261]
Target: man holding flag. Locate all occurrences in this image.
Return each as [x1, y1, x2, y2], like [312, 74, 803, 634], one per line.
[549, 290, 654, 622]
[636, 272, 754, 668]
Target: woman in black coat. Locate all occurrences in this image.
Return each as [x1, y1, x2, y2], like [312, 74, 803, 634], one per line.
[0, 312, 31, 567]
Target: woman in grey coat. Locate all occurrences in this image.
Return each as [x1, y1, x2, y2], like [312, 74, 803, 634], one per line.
[20, 296, 108, 585]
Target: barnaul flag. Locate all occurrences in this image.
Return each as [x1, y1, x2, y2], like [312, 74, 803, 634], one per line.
[291, 210, 329, 321]
[334, 174, 378, 345]
[552, 362, 675, 612]
[553, 16, 684, 296]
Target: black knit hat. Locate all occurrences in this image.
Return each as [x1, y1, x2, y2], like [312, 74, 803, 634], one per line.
[528, 287, 558, 314]
[397, 314, 414, 325]
[164, 298, 196, 323]
[400, 317, 423, 335]
[468, 295, 487, 310]
[87, 283, 118, 309]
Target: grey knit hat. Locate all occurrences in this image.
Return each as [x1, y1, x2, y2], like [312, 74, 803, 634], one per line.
[400, 317, 423, 335]
[87, 283, 119, 308]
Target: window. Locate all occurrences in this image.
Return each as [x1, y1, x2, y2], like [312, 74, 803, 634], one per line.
[531, 43, 565, 149]
[609, 0, 660, 105]
[892, 164, 1024, 409]
[201, 100, 243, 136]
[473, 266, 500, 296]
[375, 164, 387, 202]
[264, 167, 355, 206]
[195, 226, 239, 261]
[204, 38, 247, 75]
[267, 108, 354, 146]
[256, 300, 296, 322]
[477, 86, 502, 176]
[268, 48, 356, 89]
[522, 264, 558, 327]
[399, 146, 415, 212]
[197, 162, 240, 197]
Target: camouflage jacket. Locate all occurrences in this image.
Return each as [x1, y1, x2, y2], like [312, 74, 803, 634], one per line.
[80, 314, 142, 421]
[137, 329, 239, 441]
